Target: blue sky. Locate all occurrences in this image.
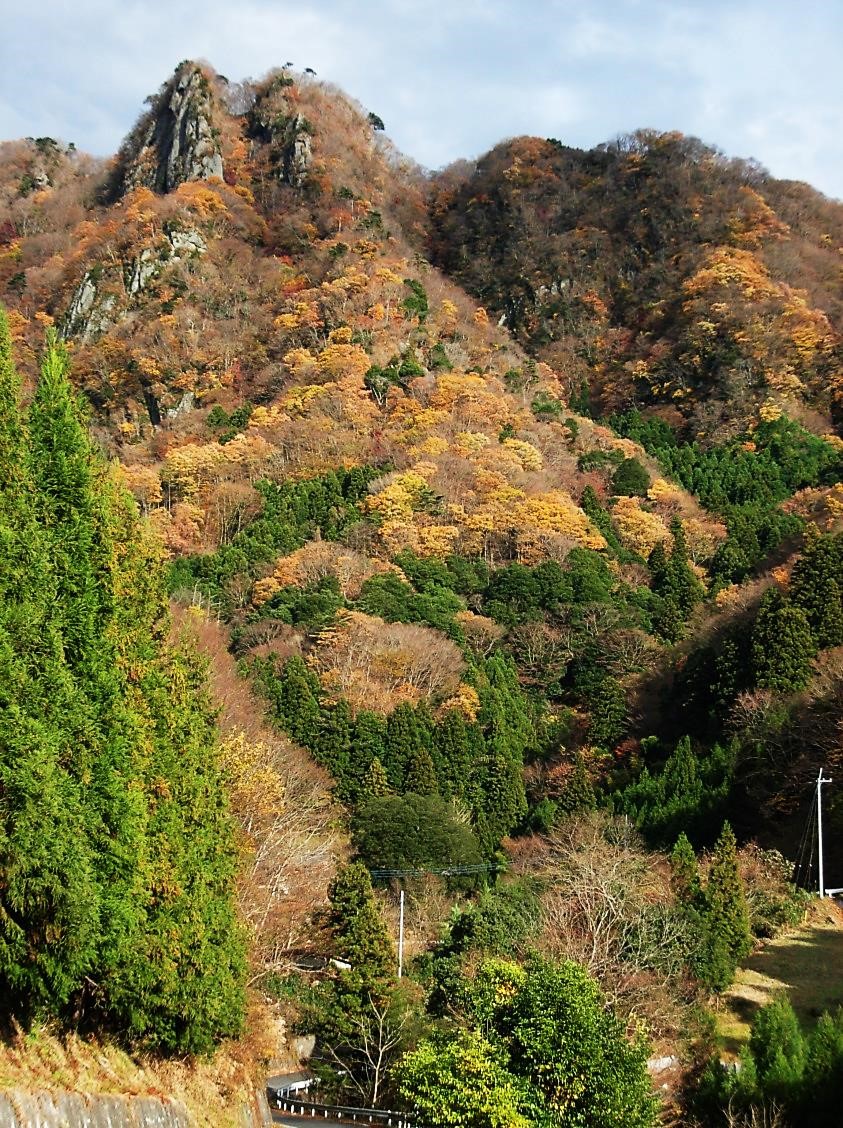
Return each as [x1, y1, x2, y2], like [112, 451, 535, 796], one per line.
[2, 0, 841, 198]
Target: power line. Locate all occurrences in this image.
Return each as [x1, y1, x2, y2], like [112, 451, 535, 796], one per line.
[367, 860, 505, 977]
[793, 786, 818, 889]
[369, 862, 503, 878]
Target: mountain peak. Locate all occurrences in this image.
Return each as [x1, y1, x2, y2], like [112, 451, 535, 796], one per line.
[108, 60, 225, 199]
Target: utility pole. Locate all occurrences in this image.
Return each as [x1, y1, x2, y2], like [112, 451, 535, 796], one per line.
[397, 888, 405, 978]
[817, 768, 832, 897]
[369, 863, 503, 982]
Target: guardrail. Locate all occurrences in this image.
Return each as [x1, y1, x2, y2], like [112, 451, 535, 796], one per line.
[268, 1095, 420, 1128]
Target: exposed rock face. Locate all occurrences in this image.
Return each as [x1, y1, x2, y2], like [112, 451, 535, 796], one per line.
[167, 227, 207, 257]
[248, 84, 313, 187]
[62, 270, 116, 341]
[63, 226, 206, 339]
[165, 391, 195, 420]
[112, 63, 224, 198]
[277, 114, 312, 187]
[123, 226, 207, 297]
[124, 248, 159, 296]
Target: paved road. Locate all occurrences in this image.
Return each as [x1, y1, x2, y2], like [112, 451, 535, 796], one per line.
[272, 1116, 356, 1126]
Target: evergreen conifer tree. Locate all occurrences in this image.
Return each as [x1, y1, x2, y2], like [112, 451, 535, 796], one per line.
[700, 821, 752, 991]
[557, 753, 596, 815]
[585, 671, 627, 748]
[328, 863, 394, 984]
[360, 756, 392, 799]
[751, 589, 816, 693]
[481, 654, 532, 758]
[0, 313, 100, 1016]
[316, 699, 353, 789]
[108, 641, 246, 1053]
[789, 529, 843, 649]
[405, 744, 439, 796]
[28, 332, 110, 672]
[670, 833, 701, 906]
[611, 457, 650, 497]
[384, 703, 425, 791]
[749, 998, 805, 1103]
[433, 709, 474, 799]
[304, 862, 399, 1100]
[27, 331, 148, 995]
[803, 1009, 843, 1124]
[711, 638, 743, 715]
[0, 319, 246, 1049]
[581, 484, 621, 552]
[278, 655, 323, 746]
[647, 540, 669, 591]
[351, 710, 387, 788]
[668, 517, 703, 617]
[812, 576, 843, 650]
[650, 522, 702, 639]
[662, 736, 698, 796]
[474, 751, 527, 852]
[654, 595, 684, 643]
[711, 538, 751, 588]
[413, 699, 436, 753]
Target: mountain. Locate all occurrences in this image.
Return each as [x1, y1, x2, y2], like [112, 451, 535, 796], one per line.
[429, 131, 843, 434]
[2, 58, 843, 1128]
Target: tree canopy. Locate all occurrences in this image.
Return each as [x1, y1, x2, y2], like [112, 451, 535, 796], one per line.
[0, 315, 245, 1053]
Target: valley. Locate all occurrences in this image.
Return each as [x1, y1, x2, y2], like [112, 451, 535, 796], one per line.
[1, 53, 842, 1128]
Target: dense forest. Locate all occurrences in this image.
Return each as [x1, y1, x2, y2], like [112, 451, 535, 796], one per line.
[2, 57, 843, 1127]
[429, 132, 843, 433]
[0, 311, 245, 1053]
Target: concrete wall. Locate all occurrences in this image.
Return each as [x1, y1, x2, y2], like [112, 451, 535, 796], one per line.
[0, 1088, 272, 1127]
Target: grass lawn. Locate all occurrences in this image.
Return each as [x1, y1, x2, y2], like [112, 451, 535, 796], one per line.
[716, 898, 843, 1055]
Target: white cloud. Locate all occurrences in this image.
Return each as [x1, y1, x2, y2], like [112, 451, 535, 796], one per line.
[2, 0, 840, 197]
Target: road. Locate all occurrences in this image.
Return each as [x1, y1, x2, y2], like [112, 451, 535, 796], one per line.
[271, 1115, 357, 1126]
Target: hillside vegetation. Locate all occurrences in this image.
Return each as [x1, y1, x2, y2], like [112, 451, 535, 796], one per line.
[2, 58, 843, 1128]
[430, 131, 843, 434]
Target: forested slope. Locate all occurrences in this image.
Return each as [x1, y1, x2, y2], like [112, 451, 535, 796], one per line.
[429, 132, 843, 433]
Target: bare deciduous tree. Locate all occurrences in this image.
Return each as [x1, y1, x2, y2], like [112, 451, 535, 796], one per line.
[321, 991, 414, 1106]
[310, 610, 465, 712]
[514, 813, 697, 1032]
[725, 1098, 787, 1128]
[509, 620, 574, 686]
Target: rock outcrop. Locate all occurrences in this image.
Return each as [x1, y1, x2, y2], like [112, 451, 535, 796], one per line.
[275, 113, 313, 187]
[109, 62, 224, 199]
[249, 80, 313, 187]
[62, 225, 206, 340]
[62, 269, 116, 341]
[123, 225, 207, 297]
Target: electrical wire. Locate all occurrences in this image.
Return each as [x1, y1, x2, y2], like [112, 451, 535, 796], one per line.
[792, 786, 818, 890]
[369, 862, 504, 878]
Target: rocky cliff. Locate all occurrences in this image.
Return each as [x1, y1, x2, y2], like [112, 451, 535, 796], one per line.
[108, 62, 225, 198]
[247, 75, 313, 187]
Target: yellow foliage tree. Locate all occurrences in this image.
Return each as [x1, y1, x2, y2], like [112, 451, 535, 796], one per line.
[502, 438, 543, 472]
[316, 342, 371, 380]
[611, 496, 670, 557]
[253, 541, 400, 606]
[438, 683, 481, 721]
